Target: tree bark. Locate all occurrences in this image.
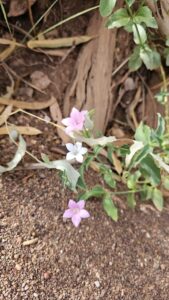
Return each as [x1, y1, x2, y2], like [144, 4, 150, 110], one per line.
[63, 11, 117, 134]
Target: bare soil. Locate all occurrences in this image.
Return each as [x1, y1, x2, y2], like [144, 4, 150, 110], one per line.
[1, 170, 169, 299]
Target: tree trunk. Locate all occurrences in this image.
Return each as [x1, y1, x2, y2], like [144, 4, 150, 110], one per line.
[63, 11, 117, 134]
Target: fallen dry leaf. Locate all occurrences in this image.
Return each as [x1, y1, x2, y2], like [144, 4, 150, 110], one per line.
[41, 49, 68, 57]
[30, 71, 51, 90]
[27, 36, 95, 49]
[111, 127, 125, 138]
[8, 0, 37, 17]
[0, 105, 13, 126]
[0, 38, 23, 62]
[49, 99, 70, 143]
[0, 126, 42, 135]
[0, 96, 55, 110]
[112, 153, 123, 175]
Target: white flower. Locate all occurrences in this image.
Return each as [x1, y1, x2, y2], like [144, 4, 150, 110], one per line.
[66, 142, 87, 163]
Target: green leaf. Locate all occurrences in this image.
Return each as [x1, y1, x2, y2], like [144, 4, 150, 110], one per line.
[130, 144, 150, 168]
[74, 133, 116, 146]
[106, 8, 130, 29]
[164, 48, 169, 66]
[162, 176, 169, 190]
[37, 159, 80, 191]
[80, 185, 106, 200]
[125, 141, 144, 167]
[155, 91, 168, 105]
[152, 154, 169, 174]
[0, 135, 26, 174]
[126, 0, 135, 6]
[134, 6, 158, 28]
[127, 171, 141, 189]
[104, 171, 116, 189]
[140, 154, 161, 186]
[129, 46, 142, 71]
[103, 193, 118, 221]
[152, 188, 163, 211]
[41, 153, 50, 163]
[107, 144, 115, 164]
[99, 0, 116, 17]
[140, 185, 153, 201]
[83, 155, 95, 171]
[132, 24, 147, 44]
[127, 193, 136, 208]
[140, 46, 161, 70]
[135, 122, 151, 144]
[77, 174, 87, 190]
[155, 113, 165, 137]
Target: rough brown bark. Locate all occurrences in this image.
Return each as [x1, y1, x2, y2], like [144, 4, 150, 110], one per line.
[63, 11, 117, 134]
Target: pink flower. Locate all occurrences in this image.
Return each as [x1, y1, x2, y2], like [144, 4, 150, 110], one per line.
[62, 107, 87, 134]
[63, 199, 90, 227]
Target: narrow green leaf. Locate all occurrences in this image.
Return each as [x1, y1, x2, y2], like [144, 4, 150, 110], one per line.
[155, 113, 165, 137]
[37, 159, 80, 190]
[152, 188, 163, 211]
[80, 185, 106, 200]
[103, 193, 118, 221]
[127, 193, 136, 208]
[0, 135, 26, 174]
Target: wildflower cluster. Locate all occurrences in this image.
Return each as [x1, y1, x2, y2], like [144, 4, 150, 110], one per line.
[59, 107, 169, 227]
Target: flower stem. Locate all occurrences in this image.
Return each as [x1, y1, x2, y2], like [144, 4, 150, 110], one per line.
[10, 108, 64, 130]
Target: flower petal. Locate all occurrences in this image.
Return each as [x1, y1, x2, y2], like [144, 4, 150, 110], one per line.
[62, 117, 71, 126]
[66, 152, 75, 161]
[75, 142, 82, 150]
[65, 126, 73, 134]
[68, 199, 78, 209]
[72, 214, 81, 227]
[75, 154, 83, 163]
[77, 200, 85, 209]
[79, 209, 90, 219]
[66, 143, 74, 152]
[70, 107, 79, 118]
[80, 147, 87, 155]
[63, 209, 74, 218]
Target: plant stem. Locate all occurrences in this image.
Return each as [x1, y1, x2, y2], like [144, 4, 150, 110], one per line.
[111, 189, 144, 196]
[124, 0, 145, 49]
[10, 109, 64, 130]
[5, 121, 42, 164]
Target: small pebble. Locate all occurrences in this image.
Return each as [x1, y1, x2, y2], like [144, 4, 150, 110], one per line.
[15, 264, 22, 271]
[94, 280, 100, 288]
[43, 272, 51, 280]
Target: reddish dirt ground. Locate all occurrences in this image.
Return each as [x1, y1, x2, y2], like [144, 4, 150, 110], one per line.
[1, 170, 169, 299]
